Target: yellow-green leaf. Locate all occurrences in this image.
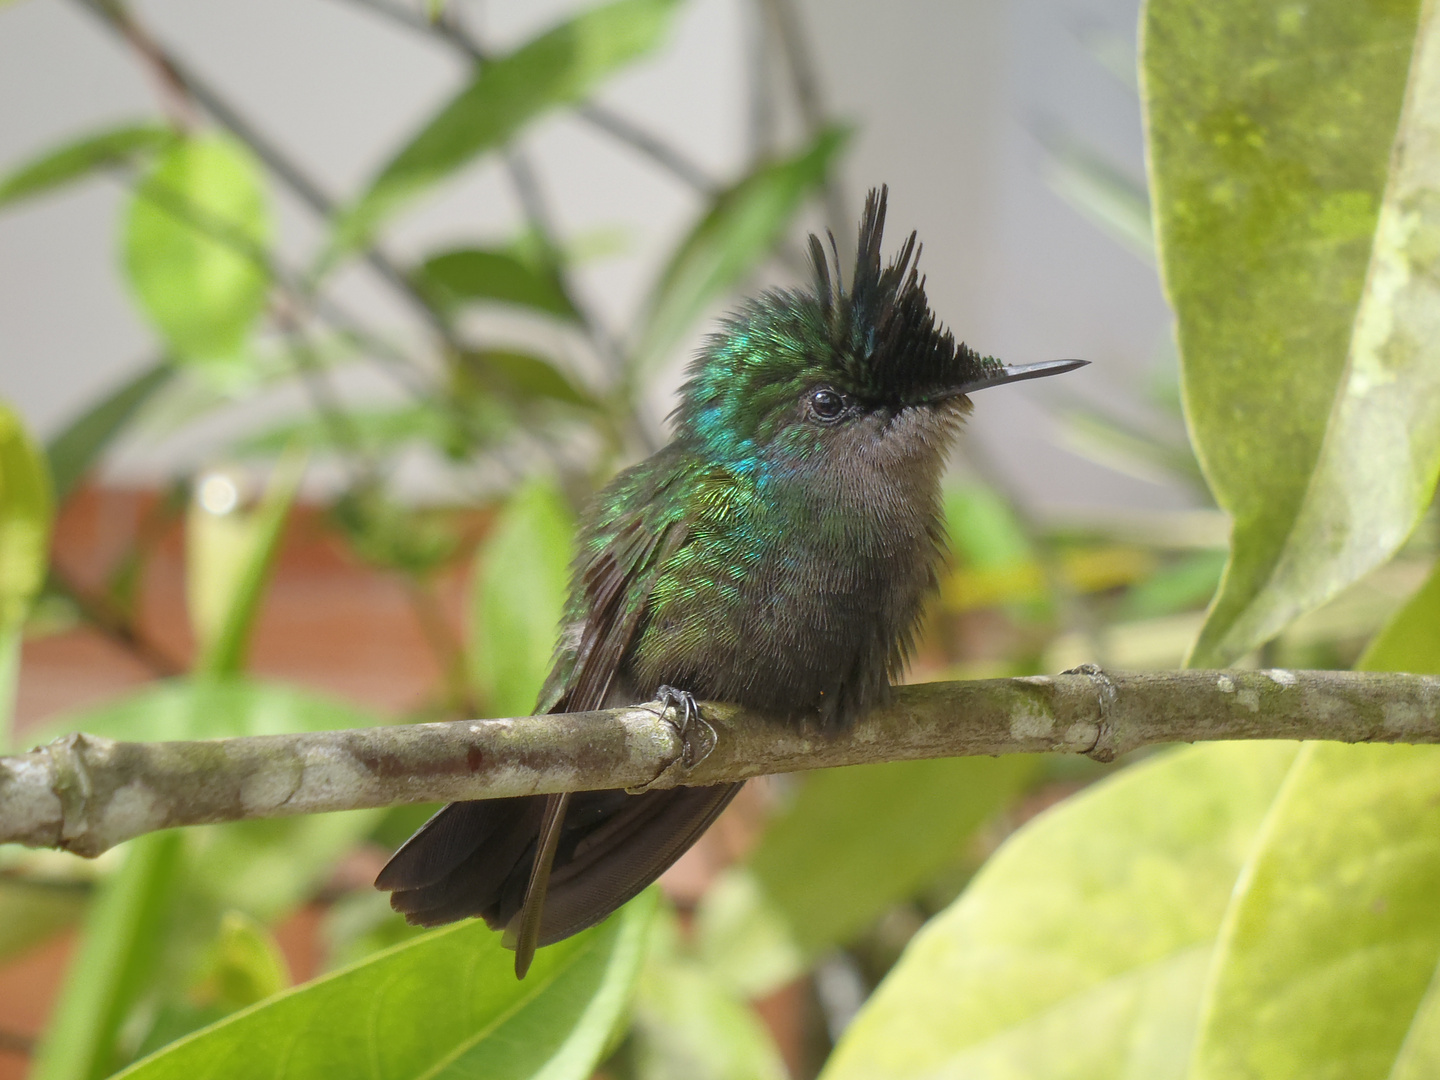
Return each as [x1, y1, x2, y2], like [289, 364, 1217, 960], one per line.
[1191, 742, 1440, 1080]
[0, 123, 175, 209]
[123, 135, 271, 362]
[822, 742, 1298, 1080]
[1145, 0, 1440, 665]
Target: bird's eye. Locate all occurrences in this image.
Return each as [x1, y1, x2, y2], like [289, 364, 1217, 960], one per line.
[809, 387, 846, 422]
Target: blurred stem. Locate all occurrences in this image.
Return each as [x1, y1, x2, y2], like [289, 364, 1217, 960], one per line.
[404, 575, 471, 716]
[758, 0, 848, 238]
[0, 1028, 34, 1057]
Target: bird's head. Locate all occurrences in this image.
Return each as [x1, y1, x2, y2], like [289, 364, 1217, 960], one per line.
[672, 186, 1084, 478]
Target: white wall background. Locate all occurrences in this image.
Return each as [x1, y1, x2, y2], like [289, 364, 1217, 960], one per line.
[0, 0, 1183, 514]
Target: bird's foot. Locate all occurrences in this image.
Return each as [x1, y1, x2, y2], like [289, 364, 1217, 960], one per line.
[655, 685, 717, 769]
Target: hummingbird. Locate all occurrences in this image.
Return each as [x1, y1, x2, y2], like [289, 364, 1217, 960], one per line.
[376, 186, 1086, 977]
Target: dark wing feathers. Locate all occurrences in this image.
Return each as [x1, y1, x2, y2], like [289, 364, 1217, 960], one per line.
[377, 488, 726, 975]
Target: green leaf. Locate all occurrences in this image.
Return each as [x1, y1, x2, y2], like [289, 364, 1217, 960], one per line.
[331, 0, 679, 258]
[0, 122, 176, 209]
[32, 832, 186, 1080]
[420, 247, 580, 321]
[457, 349, 599, 410]
[631, 906, 788, 1080]
[1357, 556, 1440, 673]
[195, 911, 291, 1011]
[468, 478, 574, 716]
[0, 401, 53, 740]
[635, 126, 848, 372]
[822, 742, 1299, 1080]
[944, 482, 1034, 570]
[114, 890, 656, 1080]
[699, 755, 1040, 997]
[1144, 0, 1440, 665]
[0, 400, 54, 631]
[123, 135, 271, 362]
[188, 449, 306, 677]
[46, 361, 175, 503]
[1190, 742, 1440, 1080]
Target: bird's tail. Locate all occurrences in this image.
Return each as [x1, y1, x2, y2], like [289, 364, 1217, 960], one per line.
[375, 782, 744, 975]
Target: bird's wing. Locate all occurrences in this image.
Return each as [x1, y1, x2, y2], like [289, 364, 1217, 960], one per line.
[511, 495, 690, 975]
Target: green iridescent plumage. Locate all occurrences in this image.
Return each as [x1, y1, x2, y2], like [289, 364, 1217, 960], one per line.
[378, 186, 1086, 977]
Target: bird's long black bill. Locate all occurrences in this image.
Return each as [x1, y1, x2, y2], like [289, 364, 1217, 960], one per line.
[953, 358, 1088, 396]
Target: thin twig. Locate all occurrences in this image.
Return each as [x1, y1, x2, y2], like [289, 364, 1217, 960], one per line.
[5, 668, 1438, 857]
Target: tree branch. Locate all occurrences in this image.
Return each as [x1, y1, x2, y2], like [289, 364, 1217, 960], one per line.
[4, 668, 1438, 858]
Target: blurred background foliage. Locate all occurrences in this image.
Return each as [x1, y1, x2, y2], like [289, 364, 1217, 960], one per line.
[3, 0, 1440, 1077]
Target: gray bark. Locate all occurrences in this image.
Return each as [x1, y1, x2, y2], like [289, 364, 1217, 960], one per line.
[3, 667, 1438, 857]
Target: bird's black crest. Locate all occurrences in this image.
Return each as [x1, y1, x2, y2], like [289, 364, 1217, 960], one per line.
[809, 186, 1001, 401]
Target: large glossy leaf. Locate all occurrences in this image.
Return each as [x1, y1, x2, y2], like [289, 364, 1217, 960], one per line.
[115, 890, 655, 1080]
[31, 832, 185, 1080]
[46, 361, 174, 503]
[822, 742, 1299, 1080]
[420, 247, 580, 322]
[0, 401, 53, 741]
[634, 126, 848, 372]
[1357, 556, 1440, 673]
[331, 0, 678, 257]
[123, 135, 271, 362]
[698, 755, 1039, 997]
[467, 478, 574, 716]
[1190, 742, 1440, 1080]
[0, 122, 175, 209]
[1144, 0, 1440, 665]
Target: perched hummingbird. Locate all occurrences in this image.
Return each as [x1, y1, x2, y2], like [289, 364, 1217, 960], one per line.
[376, 187, 1085, 977]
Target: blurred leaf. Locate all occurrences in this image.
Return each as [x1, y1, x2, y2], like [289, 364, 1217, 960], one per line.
[0, 400, 54, 630]
[1040, 136, 1153, 261]
[46, 361, 175, 503]
[233, 404, 492, 461]
[0, 400, 54, 741]
[189, 449, 305, 677]
[944, 482, 1033, 570]
[635, 126, 849, 372]
[115, 890, 656, 1080]
[321, 889, 428, 972]
[1357, 557, 1440, 673]
[1058, 409, 1206, 491]
[457, 349, 599, 410]
[468, 478, 574, 716]
[1116, 549, 1226, 621]
[194, 911, 291, 1011]
[32, 832, 185, 1080]
[700, 756, 1039, 997]
[420, 247, 580, 321]
[123, 134, 271, 362]
[1145, 0, 1440, 665]
[823, 742, 1299, 1080]
[0, 878, 90, 965]
[0, 122, 175, 209]
[331, 0, 679, 257]
[1190, 742, 1440, 1080]
[331, 486, 460, 575]
[630, 905, 789, 1080]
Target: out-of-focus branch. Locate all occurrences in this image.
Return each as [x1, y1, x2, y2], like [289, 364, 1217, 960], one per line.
[5, 668, 1439, 857]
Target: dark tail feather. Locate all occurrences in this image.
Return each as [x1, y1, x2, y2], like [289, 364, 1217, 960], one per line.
[511, 792, 570, 978]
[376, 782, 745, 969]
